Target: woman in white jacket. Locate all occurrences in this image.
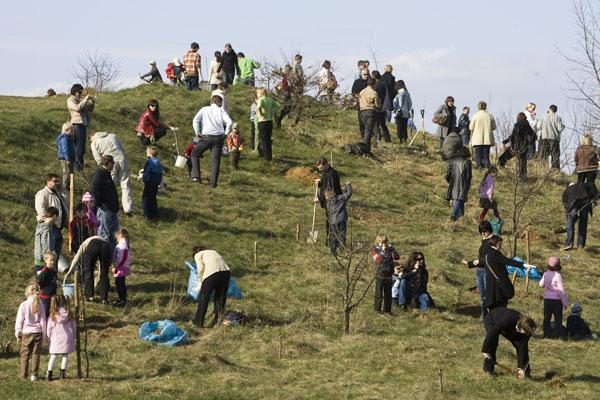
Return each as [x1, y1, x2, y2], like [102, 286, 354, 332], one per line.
[392, 80, 413, 143]
[524, 102, 538, 159]
[208, 51, 223, 91]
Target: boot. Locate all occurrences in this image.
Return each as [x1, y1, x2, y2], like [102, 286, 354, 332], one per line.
[59, 369, 66, 380]
[45, 370, 53, 381]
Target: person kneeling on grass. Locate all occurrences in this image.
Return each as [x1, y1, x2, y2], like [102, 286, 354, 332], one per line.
[482, 307, 536, 378]
[398, 251, 433, 313]
[371, 235, 399, 315]
[567, 303, 596, 340]
[325, 182, 352, 256]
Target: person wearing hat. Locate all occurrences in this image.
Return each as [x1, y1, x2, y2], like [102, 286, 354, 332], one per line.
[539, 256, 569, 338]
[139, 60, 163, 83]
[226, 122, 245, 170]
[566, 303, 594, 340]
[191, 94, 233, 187]
[165, 58, 185, 85]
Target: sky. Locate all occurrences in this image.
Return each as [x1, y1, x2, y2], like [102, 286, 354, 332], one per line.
[0, 0, 581, 136]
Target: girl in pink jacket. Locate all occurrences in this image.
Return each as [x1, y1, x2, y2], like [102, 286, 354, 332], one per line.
[112, 228, 131, 307]
[478, 166, 501, 222]
[46, 294, 75, 380]
[539, 256, 569, 339]
[15, 283, 47, 380]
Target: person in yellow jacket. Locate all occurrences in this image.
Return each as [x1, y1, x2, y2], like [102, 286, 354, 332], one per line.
[469, 101, 497, 169]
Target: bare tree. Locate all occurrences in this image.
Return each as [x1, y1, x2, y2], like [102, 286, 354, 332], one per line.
[72, 51, 120, 92]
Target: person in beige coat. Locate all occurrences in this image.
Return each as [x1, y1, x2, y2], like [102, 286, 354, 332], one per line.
[67, 84, 95, 171]
[469, 101, 496, 169]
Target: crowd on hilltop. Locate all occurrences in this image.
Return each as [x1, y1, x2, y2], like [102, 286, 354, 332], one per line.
[14, 41, 600, 383]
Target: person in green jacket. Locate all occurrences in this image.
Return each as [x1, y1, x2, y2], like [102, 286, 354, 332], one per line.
[237, 52, 260, 87]
[256, 87, 280, 161]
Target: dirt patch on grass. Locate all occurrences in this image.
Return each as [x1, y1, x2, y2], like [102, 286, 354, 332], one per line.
[285, 167, 319, 185]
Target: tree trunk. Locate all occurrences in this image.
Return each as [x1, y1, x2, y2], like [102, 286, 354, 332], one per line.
[343, 307, 351, 335]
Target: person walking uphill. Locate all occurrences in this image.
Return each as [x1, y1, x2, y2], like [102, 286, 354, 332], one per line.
[67, 83, 95, 171]
[433, 96, 457, 150]
[499, 112, 536, 179]
[537, 105, 565, 170]
[89, 155, 120, 253]
[191, 94, 233, 187]
[482, 307, 537, 378]
[255, 87, 280, 161]
[469, 101, 497, 169]
[218, 43, 240, 85]
[192, 246, 231, 328]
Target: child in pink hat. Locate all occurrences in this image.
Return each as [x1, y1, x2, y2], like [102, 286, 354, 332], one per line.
[539, 256, 569, 338]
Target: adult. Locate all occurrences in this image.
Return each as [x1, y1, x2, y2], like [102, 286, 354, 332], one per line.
[139, 60, 163, 83]
[372, 71, 391, 143]
[380, 65, 397, 121]
[351, 69, 370, 137]
[469, 101, 496, 169]
[562, 182, 594, 250]
[315, 156, 343, 246]
[483, 235, 524, 310]
[183, 42, 202, 90]
[255, 87, 280, 161]
[218, 43, 240, 85]
[318, 60, 337, 103]
[192, 246, 231, 328]
[574, 135, 599, 185]
[524, 102, 539, 159]
[90, 130, 133, 216]
[499, 112, 536, 179]
[358, 77, 380, 148]
[537, 105, 565, 170]
[208, 51, 223, 91]
[290, 54, 305, 95]
[433, 96, 457, 150]
[440, 128, 463, 161]
[191, 94, 233, 187]
[275, 64, 292, 128]
[462, 220, 494, 319]
[35, 174, 68, 231]
[482, 307, 537, 378]
[372, 235, 399, 315]
[89, 155, 120, 253]
[237, 52, 260, 86]
[212, 83, 230, 114]
[445, 146, 472, 221]
[134, 99, 176, 145]
[392, 80, 412, 143]
[67, 83, 95, 171]
[398, 251, 433, 313]
[457, 106, 471, 146]
[65, 236, 112, 303]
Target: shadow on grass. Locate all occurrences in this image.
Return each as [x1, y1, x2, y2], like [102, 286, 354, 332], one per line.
[197, 219, 277, 238]
[127, 280, 174, 293]
[0, 229, 26, 245]
[454, 305, 482, 319]
[84, 315, 129, 330]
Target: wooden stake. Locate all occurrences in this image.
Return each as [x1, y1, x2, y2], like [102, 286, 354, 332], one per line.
[330, 150, 333, 167]
[295, 224, 300, 241]
[278, 333, 283, 359]
[511, 270, 518, 286]
[254, 241, 258, 268]
[438, 369, 443, 392]
[74, 270, 82, 379]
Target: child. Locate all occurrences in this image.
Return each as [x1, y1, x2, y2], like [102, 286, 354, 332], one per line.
[226, 122, 246, 170]
[56, 122, 75, 190]
[112, 228, 131, 307]
[15, 283, 47, 381]
[37, 251, 58, 317]
[445, 146, 472, 221]
[457, 106, 471, 146]
[479, 166, 501, 222]
[69, 203, 94, 254]
[324, 182, 353, 255]
[392, 263, 403, 306]
[142, 146, 164, 219]
[371, 235, 399, 315]
[183, 142, 196, 178]
[539, 256, 569, 339]
[46, 294, 75, 380]
[81, 192, 100, 235]
[34, 207, 62, 273]
[567, 303, 595, 340]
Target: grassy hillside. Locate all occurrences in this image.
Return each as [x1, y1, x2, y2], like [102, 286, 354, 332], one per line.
[0, 84, 598, 399]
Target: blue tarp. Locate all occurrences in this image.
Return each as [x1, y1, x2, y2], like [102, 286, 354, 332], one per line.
[506, 257, 542, 280]
[139, 320, 188, 346]
[184, 261, 243, 301]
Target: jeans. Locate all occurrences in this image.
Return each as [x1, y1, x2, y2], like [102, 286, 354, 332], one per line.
[142, 182, 159, 219]
[543, 299, 564, 338]
[374, 278, 393, 313]
[461, 133, 470, 146]
[96, 207, 119, 254]
[376, 111, 391, 142]
[475, 268, 487, 317]
[396, 117, 408, 143]
[115, 276, 127, 301]
[357, 110, 365, 138]
[185, 75, 199, 90]
[328, 220, 346, 255]
[258, 120, 274, 161]
[539, 139, 560, 169]
[194, 270, 231, 327]
[397, 279, 409, 305]
[112, 160, 133, 213]
[527, 141, 537, 160]
[473, 145, 491, 169]
[416, 293, 430, 312]
[72, 123, 87, 171]
[360, 110, 376, 147]
[222, 70, 235, 85]
[450, 199, 465, 220]
[191, 135, 225, 187]
[565, 207, 589, 248]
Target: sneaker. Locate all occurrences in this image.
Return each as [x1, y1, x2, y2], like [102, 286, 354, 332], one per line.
[561, 245, 574, 251]
[191, 178, 200, 183]
[30, 374, 39, 382]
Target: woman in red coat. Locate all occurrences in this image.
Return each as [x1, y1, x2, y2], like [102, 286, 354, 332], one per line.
[134, 99, 175, 145]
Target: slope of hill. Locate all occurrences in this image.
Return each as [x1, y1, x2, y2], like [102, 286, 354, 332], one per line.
[0, 85, 598, 399]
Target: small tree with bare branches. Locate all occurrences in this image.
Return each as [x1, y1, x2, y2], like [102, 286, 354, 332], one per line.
[72, 51, 120, 92]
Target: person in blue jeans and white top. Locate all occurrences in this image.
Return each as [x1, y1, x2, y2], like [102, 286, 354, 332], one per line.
[462, 220, 494, 319]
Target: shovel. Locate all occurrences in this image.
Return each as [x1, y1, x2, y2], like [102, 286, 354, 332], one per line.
[307, 182, 319, 244]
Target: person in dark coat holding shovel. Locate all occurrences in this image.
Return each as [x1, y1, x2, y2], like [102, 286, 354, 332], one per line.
[482, 307, 537, 378]
[314, 157, 342, 245]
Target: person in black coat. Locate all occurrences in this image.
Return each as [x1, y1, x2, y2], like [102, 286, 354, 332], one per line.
[89, 155, 120, 253]
[398, 251, 433, 312]
[462, 220, 494, 318]
[483, 236, 524, 310]
[351, 71, 369, 137]
[499, 112, 536, 179]
[314, 156, 343, 246]
[482, 307, 537, 378]
[218, 43, 240, 85]
[371, 71, 391, 142]
[562, 182, 595, 250]
[324, 183, 352, 255]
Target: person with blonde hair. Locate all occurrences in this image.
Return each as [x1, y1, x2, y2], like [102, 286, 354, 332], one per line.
[371, 235, 399, 315]
[15, 283, 47, 380]
[45, 294, 75, 380]
[574, 134, 600, 185]
[524, 102, 538, 159]
[256, 87, 280, 161]
[56, 122, 74, 190]
[469, 101, 496, 169]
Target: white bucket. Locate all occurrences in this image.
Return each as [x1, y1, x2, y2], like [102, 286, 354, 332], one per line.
[62, 284, 75, 299]
[174, 155, 187, 169]
[58, 255, 69, 273]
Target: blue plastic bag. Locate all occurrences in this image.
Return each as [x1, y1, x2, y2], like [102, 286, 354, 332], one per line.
[139, 320, 188, 346]
[185, 261, 243, 301]
[506, 257, 542, 281]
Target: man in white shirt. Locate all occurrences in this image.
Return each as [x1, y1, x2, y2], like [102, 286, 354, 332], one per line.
[191, 94, 233, 188]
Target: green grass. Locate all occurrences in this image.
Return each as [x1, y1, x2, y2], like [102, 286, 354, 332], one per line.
[0, 84, 599, 399]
